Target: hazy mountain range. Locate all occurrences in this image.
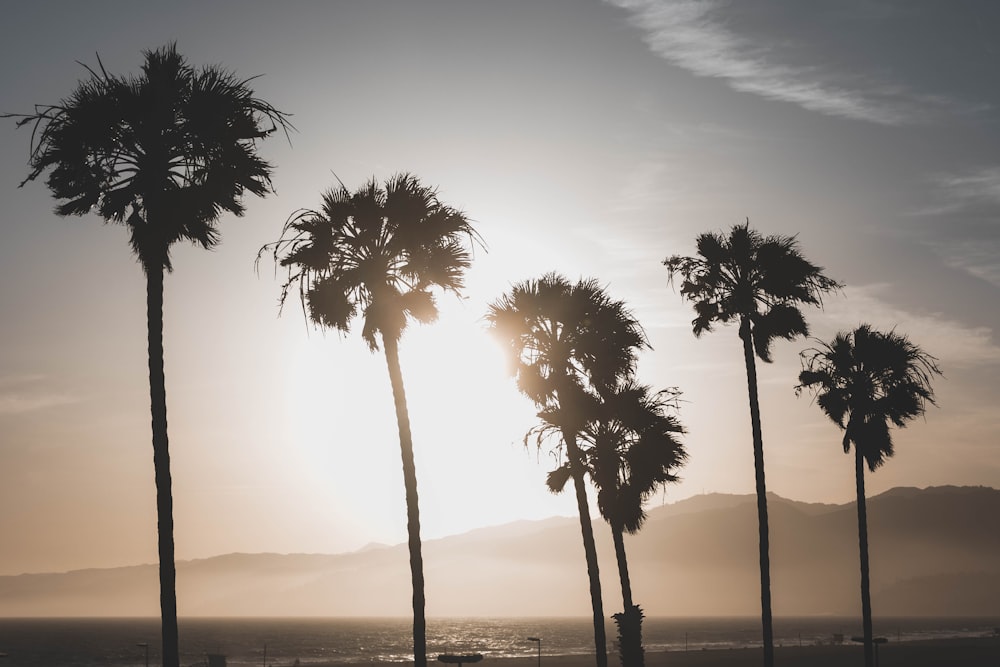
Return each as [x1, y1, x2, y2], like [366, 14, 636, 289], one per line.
[3, 486, 998, 617]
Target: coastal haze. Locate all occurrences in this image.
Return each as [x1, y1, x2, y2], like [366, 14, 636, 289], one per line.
[1, 0, 999, 629]
[2, 486, 997, 618]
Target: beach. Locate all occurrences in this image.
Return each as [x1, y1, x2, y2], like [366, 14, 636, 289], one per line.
[2, 618, 997, 667]
[415, 637, 1000, 667]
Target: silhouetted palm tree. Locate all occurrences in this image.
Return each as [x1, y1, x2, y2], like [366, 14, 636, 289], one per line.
[487, 274, 647, 667]
[7, 44, 289, 667]
[543, 381, 687, 667]
[259, 173, 480, 667]
[797, 324, 941, 667]
[664, 222, 840, 667]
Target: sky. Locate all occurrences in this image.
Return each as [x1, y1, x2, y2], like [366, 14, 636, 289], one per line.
[0, 0, 998, 578]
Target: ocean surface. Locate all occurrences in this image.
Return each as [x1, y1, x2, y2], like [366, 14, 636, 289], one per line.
[0, 616, 997, 667]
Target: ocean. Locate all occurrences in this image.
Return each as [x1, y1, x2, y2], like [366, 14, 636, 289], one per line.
[0, 616, 996, 667]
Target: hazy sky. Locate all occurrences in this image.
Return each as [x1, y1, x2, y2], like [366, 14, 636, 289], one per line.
[1, 0, 998, 577]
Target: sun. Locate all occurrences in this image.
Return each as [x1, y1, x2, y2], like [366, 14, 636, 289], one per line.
[395, 297, 567, 537]
[399, 297, 528, 446]
[273, 291, 575, 546]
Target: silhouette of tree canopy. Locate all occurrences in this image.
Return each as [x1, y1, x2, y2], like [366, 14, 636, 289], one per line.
[664, 221, 841, 667]
[664, 222, 841, 361]
[262, 173, 480, 346]
[9, 42, 290, 272]
[259, 173, 481, 667]
[487, 273, 648, 667]
[797, 324, 941, 667]
[542, 382, 686, 539]
[797, 324, 941, 469]
[7, 43, 289, 667]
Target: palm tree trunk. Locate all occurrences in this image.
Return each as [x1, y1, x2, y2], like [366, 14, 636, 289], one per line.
[739, 319, 774, 667]
[146, 263, 179, 667]
[611, 523, 632, 610]
[855, 447, 875, 667]
[611, 524, 644, 667]
[382, 335, 427, 667]
[564, 432, 608, 667]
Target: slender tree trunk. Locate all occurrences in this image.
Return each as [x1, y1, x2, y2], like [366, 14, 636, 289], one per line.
[739, 319, 774, 667]
[146, 263, 179, 667]
[611, 524, 632, 611]
[855, 448, 875, 667]
[564, 431, 608, 667]
[382, 336, 427, 667]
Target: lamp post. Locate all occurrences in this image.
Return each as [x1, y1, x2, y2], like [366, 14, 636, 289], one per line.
[136, 642, 149, 667]
[526, 637, 541, 667]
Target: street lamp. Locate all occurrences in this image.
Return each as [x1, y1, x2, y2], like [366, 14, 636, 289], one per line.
[526, 637, 541, 667]
[136, 643, 149, 667]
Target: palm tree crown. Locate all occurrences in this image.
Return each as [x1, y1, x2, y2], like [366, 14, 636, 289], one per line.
[487, 273, 647, 406]
[260, 173, 480, 346]
[797, 324, 942, 470]
[664, 221, 842, 360]
[542, 381, 687, 533]
[10, 42, 291, 272]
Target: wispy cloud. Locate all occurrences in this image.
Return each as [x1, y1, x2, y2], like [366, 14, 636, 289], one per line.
[817, 284, 1000, 366]
[0, 375, 80, 416]
[935, 240, 1000, 289]
[606, 0, 958, 125]
[913, 167, 1000, 287]
[607, 156, 689, 217]
[930, 167, 1000, 210]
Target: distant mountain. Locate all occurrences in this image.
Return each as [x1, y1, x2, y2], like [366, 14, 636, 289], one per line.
[1, 486, 998, 617]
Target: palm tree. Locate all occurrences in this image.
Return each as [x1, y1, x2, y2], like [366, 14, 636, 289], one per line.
[259, 173, 480, 667]
[663, 222, 841, 667]
[797, 324, 941, 667]
[487, 273, 647, 667]
[6, 44, 289, 667]
[543, 381, 687, 667]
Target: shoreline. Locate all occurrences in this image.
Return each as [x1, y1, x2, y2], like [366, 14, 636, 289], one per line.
[312, 637, 1000, 667]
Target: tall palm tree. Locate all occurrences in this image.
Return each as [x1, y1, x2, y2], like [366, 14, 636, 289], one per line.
[487, 273, 647, 667]
[6, 44, 289, 667]
[543, 381, 687, 667]
[796, 324, 941, 667]
[259, 173, 480, 667]
[663, 222, 840, 667]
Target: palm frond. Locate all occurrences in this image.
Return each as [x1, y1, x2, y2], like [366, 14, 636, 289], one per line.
[9, 43, 292, 273]
[664, 221, 841, 359]
[566, 378, 688, 531]
[546, 464, 574, 494]
[751, 303, 809, 363]
[797, 324, 941, 470]
[261, 174, 482, 347]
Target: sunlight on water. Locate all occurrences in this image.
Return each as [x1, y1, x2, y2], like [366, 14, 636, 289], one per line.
[0, 617, 997, 667]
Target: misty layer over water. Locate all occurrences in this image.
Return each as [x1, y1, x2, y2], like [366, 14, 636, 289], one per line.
[0, 617, 998, 667]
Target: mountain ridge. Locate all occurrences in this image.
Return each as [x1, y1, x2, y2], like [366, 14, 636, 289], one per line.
[2, 485, 998, 617]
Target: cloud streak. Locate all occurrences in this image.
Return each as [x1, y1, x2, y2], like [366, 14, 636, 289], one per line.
[817, 284, 1000, 367]
[913, 167, 1000, 287]
[932, 167, 1000, 210]
[0, 375, 79, 416]
[607, 0, 951, 125]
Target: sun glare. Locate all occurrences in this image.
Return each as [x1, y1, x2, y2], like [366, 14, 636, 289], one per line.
[398, 300, 562, 537]
[275, 294, 565, 547]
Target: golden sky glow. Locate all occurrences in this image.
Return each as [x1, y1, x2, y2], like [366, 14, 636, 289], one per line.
[1, 0, 998, 577]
